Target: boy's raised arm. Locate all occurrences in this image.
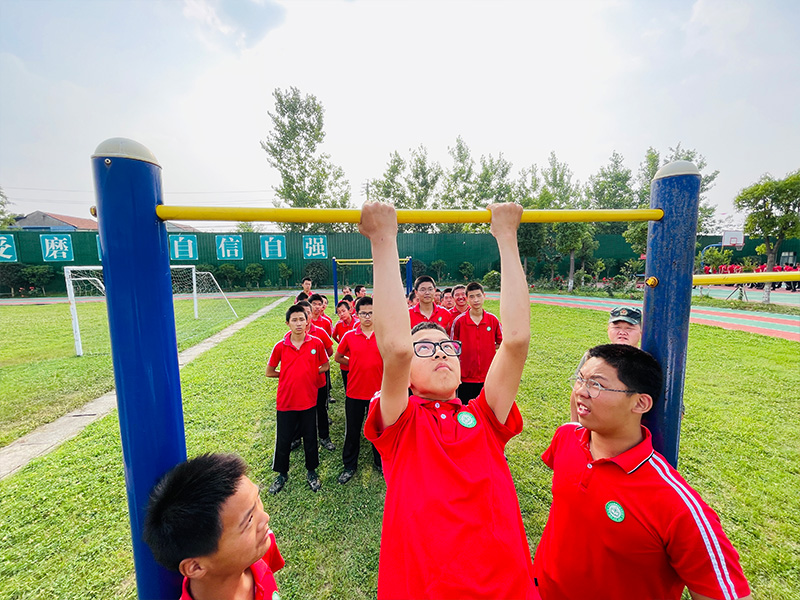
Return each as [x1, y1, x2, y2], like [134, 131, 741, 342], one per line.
[483, 203, 530, 424]
[359, 202, 412, 428]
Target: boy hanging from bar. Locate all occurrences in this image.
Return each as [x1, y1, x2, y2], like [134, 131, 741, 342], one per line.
[361, 201, 537, 599]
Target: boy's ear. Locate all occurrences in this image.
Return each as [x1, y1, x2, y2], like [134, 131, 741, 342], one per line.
[632, 393, 653, 415]
[179, 557, 207, 580]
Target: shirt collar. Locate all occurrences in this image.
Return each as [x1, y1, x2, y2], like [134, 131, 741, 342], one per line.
[282, 331, 311, 346]
[413, 395, 462, 411]
[577, 425, 654, 474]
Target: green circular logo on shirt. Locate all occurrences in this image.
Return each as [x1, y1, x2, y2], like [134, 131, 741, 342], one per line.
[437, 316, 443, 322]
[605, 501, 625, 523]
[486, 326, 492, 331]
[311, 349, 317, 354]
[272, 592, 282, 600]
[457, 412, 477, 428]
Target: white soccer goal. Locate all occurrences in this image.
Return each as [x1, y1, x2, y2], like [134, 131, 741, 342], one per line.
[64, 265, 238, 356]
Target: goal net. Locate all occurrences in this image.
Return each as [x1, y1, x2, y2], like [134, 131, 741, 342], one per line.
[64, 266, 238, 356]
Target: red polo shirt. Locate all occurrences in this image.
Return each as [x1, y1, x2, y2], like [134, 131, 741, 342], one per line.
[449, 309, 502, 383]
[268, 333, 327, 411]
[449, 305, 468, 317]
[180, 531, 284, 600]
[336, 326, 383, 400]
[533, 424, 750, 600]
[409, 302, 453, 331]
[311, 314, 333, 336]
[309, 324, 333, 387]
[365, 390, 536, 599]
[332, 317, 359, 372]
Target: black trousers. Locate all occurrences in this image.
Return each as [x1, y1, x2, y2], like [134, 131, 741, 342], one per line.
[341, 369, 349, 394]
[273, 407, 319, 474]
[292, 384, 330, 442]
[457, 381, 485, 406]
[343, 396, 381, 471]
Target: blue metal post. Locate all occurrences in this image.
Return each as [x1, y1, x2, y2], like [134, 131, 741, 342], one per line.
[92, 138, 186, 599]
[641, 161, 701, 467]
[406, 257, 413, 295]
[332, 258, 339, 307]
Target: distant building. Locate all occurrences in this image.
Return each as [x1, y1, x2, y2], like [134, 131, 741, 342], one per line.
[12, 210, 199, 232]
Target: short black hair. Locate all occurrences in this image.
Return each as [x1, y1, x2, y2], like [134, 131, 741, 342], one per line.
[586, 344, 663, 404]
[452, 284, 466, 293]
[336, 300, 351, 311]
[342, 294, 354, 303]
[354, 285, 366, 294]
[407, 290, 416, 301]
[295, 292, 309, 302]
[466, 281, 484, 294]
[286, 303, 307, 322]
[414, 276, 435, 290]
[143, 453, 248, 572]
[442, 288, 453, 296]
[355, 296, 373, 313]
[302, 277, 312, 284]
[411, 322, 448, 336]
[308, 293, 324, 304]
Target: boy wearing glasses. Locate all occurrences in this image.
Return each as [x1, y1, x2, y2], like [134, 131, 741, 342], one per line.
[334, 296, 383, 483]
[534, 344, 751, 600]
[361, 202, 536, 599]
[409, 275, 454, 331]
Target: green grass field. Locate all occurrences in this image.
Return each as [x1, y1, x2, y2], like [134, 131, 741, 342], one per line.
[1, 301, 798, 599]
[0, 297, 271, 447]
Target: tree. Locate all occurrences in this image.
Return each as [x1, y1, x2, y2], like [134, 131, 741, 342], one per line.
[437, 136, 477, 233]
[0, 263, 27, 296]
[430, 259, 448, 282]
[278, 263, 292, 287]
[585, 151, 635, 235]
[459, 261, 475, 282]
[303, 261, 329, 286]
[542, 152, 581, 208]
[22, 265, 55, 295]
[244, 263, 265, 288]
[260, 87, 353, 233]
[236, 222, 261, 233]
[553, 221, 592, 292]
[0, 186, 16, 228]
[217, 264, 243, 289]
[370, 151, 408, 207]
[664, 144, 719, 234]
[624, 147, 661, 256]
[735, 170, 800, 303]
[515, 165, 547, 277]
[702, 247, 733, 273]
[403, 146, 442, 233]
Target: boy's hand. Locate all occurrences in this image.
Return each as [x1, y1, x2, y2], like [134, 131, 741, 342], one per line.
[488, 202, 523, 240]
[359, 202, 398, 241]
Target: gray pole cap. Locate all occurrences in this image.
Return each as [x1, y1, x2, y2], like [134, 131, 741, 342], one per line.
[653, 160, 700, 180]
[92, 138, 160, 167]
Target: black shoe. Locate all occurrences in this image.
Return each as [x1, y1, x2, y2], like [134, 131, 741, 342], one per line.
[337, 469, 356, 484]
[290, 439, 301, 451]
[268, 473, 288, 495]
[329, 396, 336, 403]
[307, 470, 321, 492]
[320, 437, 336, 451]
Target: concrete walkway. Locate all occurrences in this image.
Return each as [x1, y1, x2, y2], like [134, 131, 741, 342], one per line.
[0, 296, 289, 481]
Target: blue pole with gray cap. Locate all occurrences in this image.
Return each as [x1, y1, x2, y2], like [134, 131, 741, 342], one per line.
[641, 160, 701, 467]
[92, 138, 186, 598]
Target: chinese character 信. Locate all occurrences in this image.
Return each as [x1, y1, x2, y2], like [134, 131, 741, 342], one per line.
[218, 236, 241, 259]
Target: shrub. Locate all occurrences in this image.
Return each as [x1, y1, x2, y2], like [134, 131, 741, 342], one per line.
[411, 259, 427, 280]
[482, 270, 501, 290]
[430, 259, 448, 282]
[0, 263, 28, 296]
[244, 263, 265, 288]
[459, 261, 474, 282]
[197, 263, 218, 276]
[22, 265, 55, 295]
[304, 261, 329, 286]
[278, 263, 292, 287]
[217, 264, 243, 289]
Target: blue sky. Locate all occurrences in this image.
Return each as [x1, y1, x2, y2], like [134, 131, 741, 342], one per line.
[1, 0, 798, 231]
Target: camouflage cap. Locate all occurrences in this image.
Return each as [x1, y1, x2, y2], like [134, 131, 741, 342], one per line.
[609, 306, 642, 326]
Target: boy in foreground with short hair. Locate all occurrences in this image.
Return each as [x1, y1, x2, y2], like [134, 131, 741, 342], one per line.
[266, 304, 329, 493]
[449, 281, 503, 405]
[361, 202, 536, 599]
[534, 344, 752, 600]
[143, 453, 284, 600]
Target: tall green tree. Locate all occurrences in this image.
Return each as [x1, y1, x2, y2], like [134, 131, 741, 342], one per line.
[735, 170, 800, 303]
[404, 146, 442, 233]
[623, 147, 660, 255]
[369, 151, 408, 206]
[260, 87, 353, 233]
[514, 165, 546, 277]
[1, 186, 16, 228]
[542, 152, 581, 208]
[468, 152, 514, 232]
[664, 143, 719, 234]
[585, 151, 635, 235]
[437, 136, 477, 233]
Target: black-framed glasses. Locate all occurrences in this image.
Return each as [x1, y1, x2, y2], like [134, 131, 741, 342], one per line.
[413, 340, 462, 358]
[568, 375, 637, 399]
[358, 311, 373, 318]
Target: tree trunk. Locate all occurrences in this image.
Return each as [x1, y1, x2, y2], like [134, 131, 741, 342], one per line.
[567, 250, 576, 293]
[523, 256, 528, 277]
[762, 251, 776, 304]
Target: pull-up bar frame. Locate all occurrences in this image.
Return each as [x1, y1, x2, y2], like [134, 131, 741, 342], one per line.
[91, 138, 696, 599]
[332, 256, 413, 307]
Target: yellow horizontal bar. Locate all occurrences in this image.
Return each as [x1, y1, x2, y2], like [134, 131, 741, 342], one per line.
[334, 258, 410, 265]
[693, 272, 800, 285]
[155, 206, 663, 224]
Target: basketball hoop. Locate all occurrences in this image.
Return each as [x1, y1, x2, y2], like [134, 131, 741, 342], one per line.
[721, 230, 745, 250]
